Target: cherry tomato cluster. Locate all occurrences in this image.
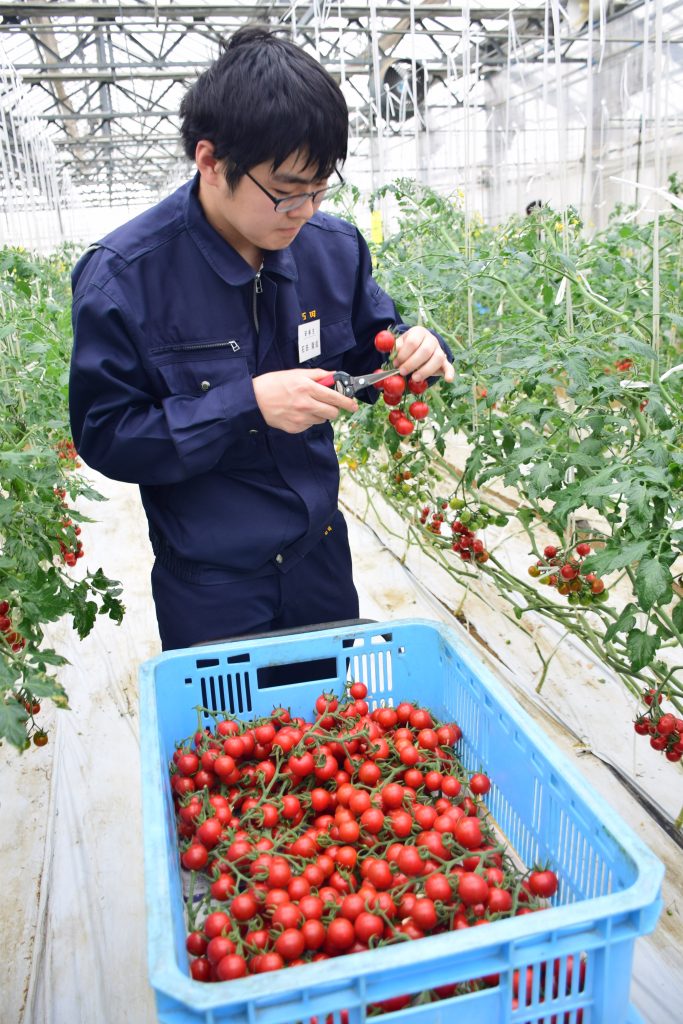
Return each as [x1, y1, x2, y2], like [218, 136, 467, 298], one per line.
[10, 688, 47, 746]
[169, 683, 559, 1012]
[55, 436, 81, 467]
[418, 499, 506, 566]
[634, 689, 683, 763]
[54, 488, 84, 567]
[528, 543, 609, 605]
[373, 329, 431, 438]
[0, 598, 25, 653]
[58, 516, 84, 567]
[603, 356, 634, 375]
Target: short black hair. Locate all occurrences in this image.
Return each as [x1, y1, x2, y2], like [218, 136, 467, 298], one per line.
[180, 26, 348, 187]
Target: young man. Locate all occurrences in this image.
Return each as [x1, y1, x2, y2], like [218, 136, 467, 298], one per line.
[69, 27, 453, 650]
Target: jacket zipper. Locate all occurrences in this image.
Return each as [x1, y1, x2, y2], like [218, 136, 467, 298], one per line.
[253, 265, 263, 331]
[161, 341, 239, 352]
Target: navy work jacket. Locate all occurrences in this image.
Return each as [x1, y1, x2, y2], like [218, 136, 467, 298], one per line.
[70, 174, 443, 581]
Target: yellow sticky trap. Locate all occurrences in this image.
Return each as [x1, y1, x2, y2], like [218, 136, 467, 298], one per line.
[370, 209, 384, 244]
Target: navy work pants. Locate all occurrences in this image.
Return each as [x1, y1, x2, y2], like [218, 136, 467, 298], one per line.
[150, 512, 359, 650]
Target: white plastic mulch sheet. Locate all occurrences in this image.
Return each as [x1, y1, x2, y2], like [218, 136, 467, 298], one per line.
[0, 472, 681, 1024]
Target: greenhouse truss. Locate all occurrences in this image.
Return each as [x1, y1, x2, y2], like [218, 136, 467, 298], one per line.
[1, 0, 683, 248]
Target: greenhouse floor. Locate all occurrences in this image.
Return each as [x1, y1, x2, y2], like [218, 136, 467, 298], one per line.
[1, 472, 682, 1024]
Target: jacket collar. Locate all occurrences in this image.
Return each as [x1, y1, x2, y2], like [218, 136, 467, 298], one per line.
[184, 172, 298, 285]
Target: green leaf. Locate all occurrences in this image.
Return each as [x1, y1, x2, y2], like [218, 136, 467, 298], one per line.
[626, 629, 661, 672]
[527, 461, 557, 496]
[0, 697, 29, 748]
[643, 398, 673, 430]
[635, 558, 673, 611]
[515, 507, 537, 528]
[582, 540, 651, 575]
[672, 601, 683, 635]
[612, 335, 659, 361]
[604, 603, 638, 643]
[564, 356, 591, 390]
[20, 674, 68, 699]
[623, 483, 654, 528]
[502, 427, 516, 456]
[32, 650, 68, 670]
[72, 599, 98, 639]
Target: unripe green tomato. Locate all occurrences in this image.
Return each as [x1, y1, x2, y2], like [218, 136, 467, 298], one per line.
[460, 510, 472, 525]
[567, 593, 580, 605]
[450, 497, 465, 510]
[495, 515, 508, 527]
[579, 593, 593, 606]
[594, 590, 609, 602]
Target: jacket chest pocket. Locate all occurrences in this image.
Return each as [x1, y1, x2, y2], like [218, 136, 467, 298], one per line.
[296, 317, 357, 369]
[150, 341, 248, 397]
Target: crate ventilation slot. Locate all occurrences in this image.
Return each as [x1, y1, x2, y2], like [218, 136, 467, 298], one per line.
[347, 650, 393, 705]
[199, 672, 252, 717]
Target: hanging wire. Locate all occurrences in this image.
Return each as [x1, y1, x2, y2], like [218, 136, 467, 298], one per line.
[639, 0, 651, 208]
[337, 0, 346, 91]
[459, 1, 477, 433]
[542, 0, 550, 200]
[313, 0, 322, 61]
[549, 0, 578, 548]
[368, 0, 386, 194]
[619, 37, 631, 208]
[549, 0, 573, 331]
[506, 9, 529, 216]
[409, 0, 421, 179]
[0, 51, 18, 245]
[597, 0, 607, 73]
[585, 0, 594, 230]
[504, 8, 513, 211]
[651, 0, 663, 366]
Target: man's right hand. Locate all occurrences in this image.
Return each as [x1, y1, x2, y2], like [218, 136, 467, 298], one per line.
[252, 368, 359, 433]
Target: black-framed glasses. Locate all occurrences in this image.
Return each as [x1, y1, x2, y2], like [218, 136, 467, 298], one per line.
[245, 168, 345, 213]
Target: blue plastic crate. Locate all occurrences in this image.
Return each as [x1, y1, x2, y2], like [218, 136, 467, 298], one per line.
[139, 618, 664, 1024]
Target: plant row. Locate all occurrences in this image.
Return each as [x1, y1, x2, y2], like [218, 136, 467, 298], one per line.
[0, 246, 124, 750]
[336, 189, 683, 800]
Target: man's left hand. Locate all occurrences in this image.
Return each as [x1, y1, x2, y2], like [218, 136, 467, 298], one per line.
[392, 326, 454, 383]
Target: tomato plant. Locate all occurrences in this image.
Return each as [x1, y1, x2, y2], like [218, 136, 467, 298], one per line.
[0, 246, 125, 749]
[336, 183, 683, 803]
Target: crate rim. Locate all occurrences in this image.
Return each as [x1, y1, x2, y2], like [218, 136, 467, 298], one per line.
[139, 616, 665, 1013]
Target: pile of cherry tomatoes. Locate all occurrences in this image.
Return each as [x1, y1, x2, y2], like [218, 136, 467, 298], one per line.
[169, 682, 563, 1015]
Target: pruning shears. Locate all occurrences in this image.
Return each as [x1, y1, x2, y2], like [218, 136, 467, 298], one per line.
[317, 369, 397, 398]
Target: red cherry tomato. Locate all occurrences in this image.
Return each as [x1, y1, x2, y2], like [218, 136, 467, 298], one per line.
[374, 329, 395, 353]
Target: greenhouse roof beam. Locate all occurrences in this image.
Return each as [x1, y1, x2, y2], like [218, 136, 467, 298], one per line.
[0, 3, 549, 19]
[16, 60, 460, 82]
